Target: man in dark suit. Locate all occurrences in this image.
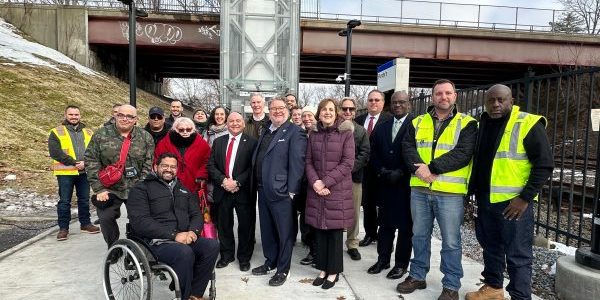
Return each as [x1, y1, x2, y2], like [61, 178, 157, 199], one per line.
[367, 90, 414, 280]
[208, 112, 258, 272]
[354, 89, 392, 246]
[251, 97, 307, 286]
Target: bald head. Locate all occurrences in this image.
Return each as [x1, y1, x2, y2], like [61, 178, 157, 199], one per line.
[391, 90, 411, 118]
[115, 104, 138, 133]
[484, 84, 513, 119]
[227, 111, 245, 136]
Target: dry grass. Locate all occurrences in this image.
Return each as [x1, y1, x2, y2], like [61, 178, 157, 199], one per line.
[0, 60, 170, 194]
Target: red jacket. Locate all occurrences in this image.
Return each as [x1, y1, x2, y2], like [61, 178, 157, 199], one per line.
[154, 133, 211, 192]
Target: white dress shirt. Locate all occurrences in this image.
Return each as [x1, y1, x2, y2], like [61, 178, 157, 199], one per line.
[226, 133, 241, 179]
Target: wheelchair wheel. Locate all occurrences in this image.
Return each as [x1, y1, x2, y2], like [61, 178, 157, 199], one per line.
[103, 239, 152, 300]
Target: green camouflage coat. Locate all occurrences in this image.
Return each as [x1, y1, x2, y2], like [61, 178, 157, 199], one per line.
[84, 124, 155, 200]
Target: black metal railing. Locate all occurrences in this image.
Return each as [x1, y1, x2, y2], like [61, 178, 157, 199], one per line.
[411, 67, 600, 247]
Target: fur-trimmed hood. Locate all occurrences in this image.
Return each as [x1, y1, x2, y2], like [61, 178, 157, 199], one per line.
[312, 119, 354, 133]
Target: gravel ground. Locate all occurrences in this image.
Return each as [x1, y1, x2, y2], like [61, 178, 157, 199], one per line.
[0, 187, 63, 253]
[432, 220, 566, 300]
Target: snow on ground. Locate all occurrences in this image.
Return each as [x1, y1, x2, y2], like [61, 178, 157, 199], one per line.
[550, 241, 578, 256]
[0, 18, 97, 76]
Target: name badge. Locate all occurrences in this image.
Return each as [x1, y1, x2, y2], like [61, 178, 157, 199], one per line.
[125, 166, 138, 178]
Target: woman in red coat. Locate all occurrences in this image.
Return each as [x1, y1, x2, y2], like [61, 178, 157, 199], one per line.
[305, 98, 355, 289]
[155, 117, 211, 193]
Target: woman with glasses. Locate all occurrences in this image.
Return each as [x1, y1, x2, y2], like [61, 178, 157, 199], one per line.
[205, 106, 230, 147]
[305, 98, 355, 289]
[192, 108, 209, 138]
[154, 117, 211, 193]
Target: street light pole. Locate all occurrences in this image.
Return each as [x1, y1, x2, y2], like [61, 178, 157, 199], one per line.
[339, 20, 361, 97]
[128, 1, 136, 107]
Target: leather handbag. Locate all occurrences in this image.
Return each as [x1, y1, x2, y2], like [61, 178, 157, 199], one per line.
[98, 135, 131, 188]
[198, 186, 217, 239]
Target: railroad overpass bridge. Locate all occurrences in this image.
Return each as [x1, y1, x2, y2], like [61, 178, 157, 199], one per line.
[3, 4, 600, 88]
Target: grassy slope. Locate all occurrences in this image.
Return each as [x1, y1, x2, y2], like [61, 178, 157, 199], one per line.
[0, 61, 169, 195]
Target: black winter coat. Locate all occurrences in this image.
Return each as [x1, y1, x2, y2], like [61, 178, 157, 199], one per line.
[126, 173, 203, 241]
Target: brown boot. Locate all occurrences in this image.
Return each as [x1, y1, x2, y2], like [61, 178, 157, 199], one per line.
[80, 224, 100, 234]
[465, 284, 504, 300]
[56, 229, 68, 241]
[438, 288, 459, 300]
[396, 276, 427, 293]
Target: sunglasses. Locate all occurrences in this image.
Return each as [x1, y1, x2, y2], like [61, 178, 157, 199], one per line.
[177, 127, 194, 133]
[341, 107, 356, 112]
[150, 114, 163, 120]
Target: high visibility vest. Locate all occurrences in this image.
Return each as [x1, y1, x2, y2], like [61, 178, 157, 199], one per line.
[50, 125, 92, 176]
[409, 112, 476, 194]
[490, 106, 545, 203]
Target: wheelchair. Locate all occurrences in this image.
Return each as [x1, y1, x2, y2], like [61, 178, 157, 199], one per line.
[102, 224, 216, 300]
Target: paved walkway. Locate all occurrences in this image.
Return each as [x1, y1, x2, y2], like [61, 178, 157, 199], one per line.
[0, 207, 539, 299]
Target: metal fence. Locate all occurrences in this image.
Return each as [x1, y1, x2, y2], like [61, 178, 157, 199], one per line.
[1, 0, 571, 33]
[411, 67, 600, 247]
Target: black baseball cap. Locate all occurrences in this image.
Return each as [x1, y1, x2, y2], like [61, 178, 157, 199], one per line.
[148, 107, 164, 116]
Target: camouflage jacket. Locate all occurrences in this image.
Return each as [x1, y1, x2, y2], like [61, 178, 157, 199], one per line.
[84, 124, 155, 200]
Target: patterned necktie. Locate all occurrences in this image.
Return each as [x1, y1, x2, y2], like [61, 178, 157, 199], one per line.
[392, 119, 402, 142]
[225, 137, 236, 178]
[367, 116, 375, 135]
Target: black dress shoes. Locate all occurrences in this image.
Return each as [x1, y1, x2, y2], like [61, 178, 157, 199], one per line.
[358, 236, 377, 247]
[386, 266, 407, 279]
[216, 258, 234, 269]
[321, 274, 339, 289]
[252, 264, 274, 275]
[347, 248, 362, 261]
[300, 252, 314, 265]
[312, 274, 326, 286]
[239, 261, 251, 272]
[268, 272, 288, 286]
[367, 261, 390, 274]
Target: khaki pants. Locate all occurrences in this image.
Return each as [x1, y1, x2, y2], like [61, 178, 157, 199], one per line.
[345, 182, 362, 249]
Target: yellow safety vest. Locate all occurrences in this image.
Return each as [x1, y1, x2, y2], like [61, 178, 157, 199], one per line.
[50, 125, 93, 176]
[489, 106, 545, 203]
[409, 112, 476, 194]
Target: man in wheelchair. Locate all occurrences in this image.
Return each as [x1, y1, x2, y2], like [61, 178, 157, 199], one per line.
[127, 152, 219, 300]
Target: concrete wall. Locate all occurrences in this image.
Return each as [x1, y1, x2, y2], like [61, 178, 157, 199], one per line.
[0, 4, 162, 94]
[0, 4, 89, 66]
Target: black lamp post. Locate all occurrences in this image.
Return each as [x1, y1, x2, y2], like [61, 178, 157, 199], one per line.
[118, 0, 148, 107]
[338, 19, 361, 97]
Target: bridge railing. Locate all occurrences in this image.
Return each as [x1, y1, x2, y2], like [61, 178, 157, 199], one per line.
[411, 67, 600, 248]
[1, 0, 570, 33]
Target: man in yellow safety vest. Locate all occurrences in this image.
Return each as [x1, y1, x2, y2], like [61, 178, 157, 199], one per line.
[465, 84, 553, 300]
[48, 105, 100, 241]
[398, 79, 478, 300]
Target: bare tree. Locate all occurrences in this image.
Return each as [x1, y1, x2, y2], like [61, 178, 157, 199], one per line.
[299, 83, 376, 108]
[558, 0, 600, 34]
[168, 78, 221, 111]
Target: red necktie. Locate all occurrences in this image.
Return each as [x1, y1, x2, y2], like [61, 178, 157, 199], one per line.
[367, 116, 375, 136]
[225, 137, 236, 178]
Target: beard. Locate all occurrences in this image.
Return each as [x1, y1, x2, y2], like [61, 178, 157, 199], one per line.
[159, 170, 175, 182]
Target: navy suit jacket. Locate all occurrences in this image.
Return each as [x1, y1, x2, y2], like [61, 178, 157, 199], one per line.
[252, 121, 307, 201]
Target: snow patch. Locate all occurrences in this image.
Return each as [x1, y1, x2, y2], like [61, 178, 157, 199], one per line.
[550, 241, 578, 256]
[0, 18, 97, 76]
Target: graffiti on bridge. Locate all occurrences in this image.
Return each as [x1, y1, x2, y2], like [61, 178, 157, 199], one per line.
[198, 25, 220, 39]
[119, 22, 183, 45]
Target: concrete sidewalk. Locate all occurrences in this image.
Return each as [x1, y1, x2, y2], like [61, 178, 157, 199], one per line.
[0, 207, 538, 300]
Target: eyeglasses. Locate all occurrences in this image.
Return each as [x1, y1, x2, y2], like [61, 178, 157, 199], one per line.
[269, 106, 287, 112]
[368, 98, 382, 102]
[341, 107, 356, 112]
[158, 164, 177, 170]
[392, 101, 410, 106]
[116, 113, 137, 121]
[176, 127, 194, 133]
[150, 114, 163, 120]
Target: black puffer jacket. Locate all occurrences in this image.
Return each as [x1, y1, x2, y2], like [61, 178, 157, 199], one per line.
[126, 172, 203, 240]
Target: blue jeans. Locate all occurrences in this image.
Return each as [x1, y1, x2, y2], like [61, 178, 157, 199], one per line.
[409, 190, 464, 291]
[475, 193, 534, 300]
[57, 174, 91, 229]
